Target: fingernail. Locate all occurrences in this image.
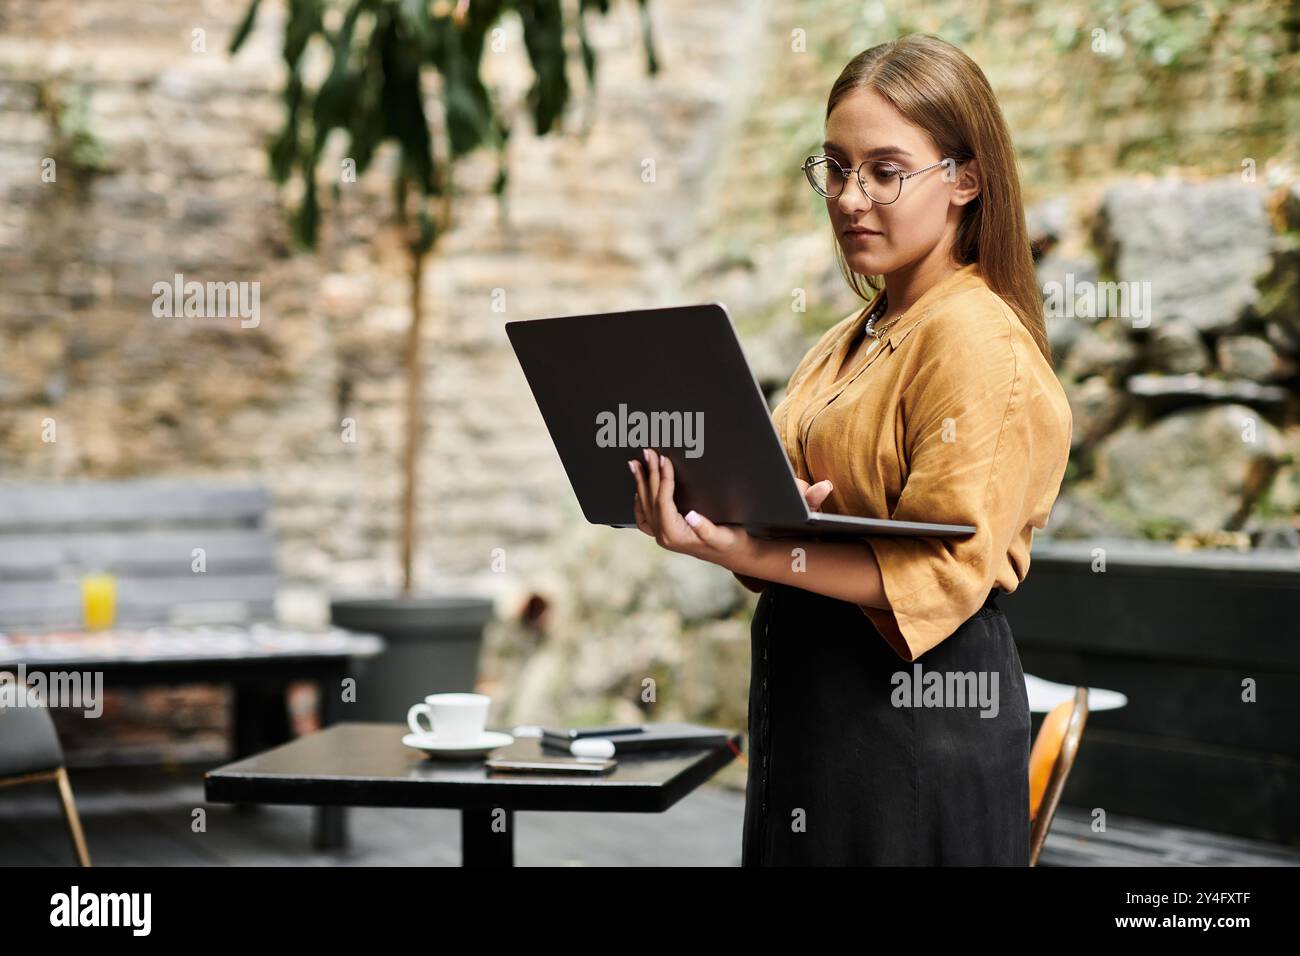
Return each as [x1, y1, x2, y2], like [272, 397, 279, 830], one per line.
[684, 510, 701, 527]
[643, 448, 650, 462]
[628, 461, 637, 474]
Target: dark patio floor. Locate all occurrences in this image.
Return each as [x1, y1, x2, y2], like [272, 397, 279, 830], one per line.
[2, 763, 1297, 866]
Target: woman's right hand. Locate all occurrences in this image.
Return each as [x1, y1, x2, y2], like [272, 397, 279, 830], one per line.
[733, 478, 833, 593]
[795, 477, 834, 512]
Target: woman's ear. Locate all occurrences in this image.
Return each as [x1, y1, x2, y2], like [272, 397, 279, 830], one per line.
[951, 157, 981, 207]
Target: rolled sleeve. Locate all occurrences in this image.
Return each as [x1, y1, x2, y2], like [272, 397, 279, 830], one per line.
[859, 318, 1027, 661]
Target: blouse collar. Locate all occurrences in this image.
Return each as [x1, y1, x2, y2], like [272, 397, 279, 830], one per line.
[849, 261, 984, 351]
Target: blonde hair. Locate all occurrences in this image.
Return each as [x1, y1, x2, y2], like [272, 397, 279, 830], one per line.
[825, 33, 1051, 366]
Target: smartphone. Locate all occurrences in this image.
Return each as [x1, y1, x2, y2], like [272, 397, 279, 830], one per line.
[485, 756, 617, 775]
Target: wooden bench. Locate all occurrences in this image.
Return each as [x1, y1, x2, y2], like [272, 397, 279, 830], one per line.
[0, 478, 384, 849]
[1002, 536, 1300, 847]
[0, 480, 280, 627]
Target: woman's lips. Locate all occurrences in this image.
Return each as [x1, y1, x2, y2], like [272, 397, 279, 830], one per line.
[843, 228, 881, 243]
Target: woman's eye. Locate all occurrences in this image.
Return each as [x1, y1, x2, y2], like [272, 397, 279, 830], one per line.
[875, 164, 901, 179]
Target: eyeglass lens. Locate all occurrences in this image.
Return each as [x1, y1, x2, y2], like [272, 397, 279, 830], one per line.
[805, 158, 903, 203]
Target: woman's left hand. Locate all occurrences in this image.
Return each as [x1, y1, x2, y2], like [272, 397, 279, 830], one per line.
[629, 448, 756, 571]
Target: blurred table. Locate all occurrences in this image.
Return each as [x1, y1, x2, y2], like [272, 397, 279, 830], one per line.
[0, 623, 384, 849]
[1025, 673, 1128, 713]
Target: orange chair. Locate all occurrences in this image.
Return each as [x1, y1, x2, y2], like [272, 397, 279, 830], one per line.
[1028, 686, 1089, 866]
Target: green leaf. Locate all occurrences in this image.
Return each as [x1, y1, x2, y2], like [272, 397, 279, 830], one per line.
[415, 205, 437, 253]
[576, 3, 597, 91]
[436, 9, 499, 158]
[294, 169, 320, 247]
[637, 0, 660, 75]
[228, 0, 263, 54]
[283, 0, 324, 67]
[313, 4, 364, 145]
[494, 158, 508, 198]
[519, 0, 571, 135]
[397, 0, 434, 50]
[345, 9, 387, 175]
[235, 0, 658, 250]
[379, 14, 437, 195]
[268, 71, 304, 183]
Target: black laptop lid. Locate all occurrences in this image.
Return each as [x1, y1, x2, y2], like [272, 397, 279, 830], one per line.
[505, 303, 809, 528]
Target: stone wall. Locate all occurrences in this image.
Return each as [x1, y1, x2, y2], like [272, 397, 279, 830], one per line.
[1, 0, 1296, 766]
[0, 0, 755, 607]
[0, 0, 767, 759]
[682, 0, 1300, 549]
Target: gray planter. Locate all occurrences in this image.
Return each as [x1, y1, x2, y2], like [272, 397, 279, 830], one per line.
[329, 596, 495, 724]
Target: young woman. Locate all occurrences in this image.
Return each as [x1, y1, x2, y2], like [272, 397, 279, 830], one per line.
[629, 33, 1072, 865]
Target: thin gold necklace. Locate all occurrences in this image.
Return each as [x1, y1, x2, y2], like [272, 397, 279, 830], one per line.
[832, 294, 895, 386]
[862, 292, 900, 340]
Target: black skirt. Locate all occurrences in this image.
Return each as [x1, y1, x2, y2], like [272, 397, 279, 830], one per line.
[741, 582, 1031, 866]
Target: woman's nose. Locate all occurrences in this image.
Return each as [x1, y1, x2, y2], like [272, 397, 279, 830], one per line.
[835, 178, 874, 213]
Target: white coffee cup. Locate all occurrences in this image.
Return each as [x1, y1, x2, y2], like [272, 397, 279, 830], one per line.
[407, 692, 490, 742]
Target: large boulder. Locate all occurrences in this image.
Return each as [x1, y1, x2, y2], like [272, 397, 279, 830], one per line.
[1094, 177, 1274, 333]
[1064, 375, 1129, 451]
[1257, 231, 1300, 356]
[1094, 404, 1286, 535]
[1215, 334, 1289, 382]
[1062, 320, 1142, 381]
[656, 550, 745, 623]
[1146, 319, 1210, 374]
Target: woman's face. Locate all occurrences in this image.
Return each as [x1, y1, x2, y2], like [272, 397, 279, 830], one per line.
[821, 88, 971, 276]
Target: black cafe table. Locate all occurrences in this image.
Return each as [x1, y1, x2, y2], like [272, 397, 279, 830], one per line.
[204, 722, 744, 866]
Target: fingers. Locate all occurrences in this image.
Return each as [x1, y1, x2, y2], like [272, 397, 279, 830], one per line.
[629, 458, 654, 536]
[630, 450, 676, 543]
[794, 476, 833, 511]
[631, 450, 722, 552]
[633, 488, 654, 536]
[683, 507, 736, 550]
[644, 448, 661, 502]
[806, 479, 833, 512]
[654, 452, 683, 537]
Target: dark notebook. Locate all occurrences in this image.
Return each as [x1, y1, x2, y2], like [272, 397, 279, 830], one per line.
[540, 722, 731, 754]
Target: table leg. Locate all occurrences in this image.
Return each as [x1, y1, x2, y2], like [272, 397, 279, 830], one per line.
[231, 683, 292, 817]
[313, 667, 349, 851]
[312, 804, 348, 851]
[461, 807, 514, 866]
[232, 683, 292, 757]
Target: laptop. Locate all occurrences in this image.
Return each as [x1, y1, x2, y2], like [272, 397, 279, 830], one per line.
[504, 303, 975, 540]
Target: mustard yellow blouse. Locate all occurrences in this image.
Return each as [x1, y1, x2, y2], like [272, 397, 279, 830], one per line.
[771, 262, 1073, 662]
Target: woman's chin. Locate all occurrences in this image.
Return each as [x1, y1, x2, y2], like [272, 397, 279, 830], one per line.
[841, 246, 888, 274]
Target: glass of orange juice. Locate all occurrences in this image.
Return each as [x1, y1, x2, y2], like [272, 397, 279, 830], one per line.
[81, 572, 117, 631]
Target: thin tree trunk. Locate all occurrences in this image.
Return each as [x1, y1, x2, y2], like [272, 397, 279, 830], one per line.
[400, 244, 426, 596]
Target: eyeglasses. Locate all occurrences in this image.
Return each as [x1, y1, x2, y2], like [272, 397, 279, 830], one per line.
[800, 155, 955, 203]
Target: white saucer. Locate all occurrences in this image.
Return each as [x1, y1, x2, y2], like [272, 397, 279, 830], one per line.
[402, 730, 514, 758]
